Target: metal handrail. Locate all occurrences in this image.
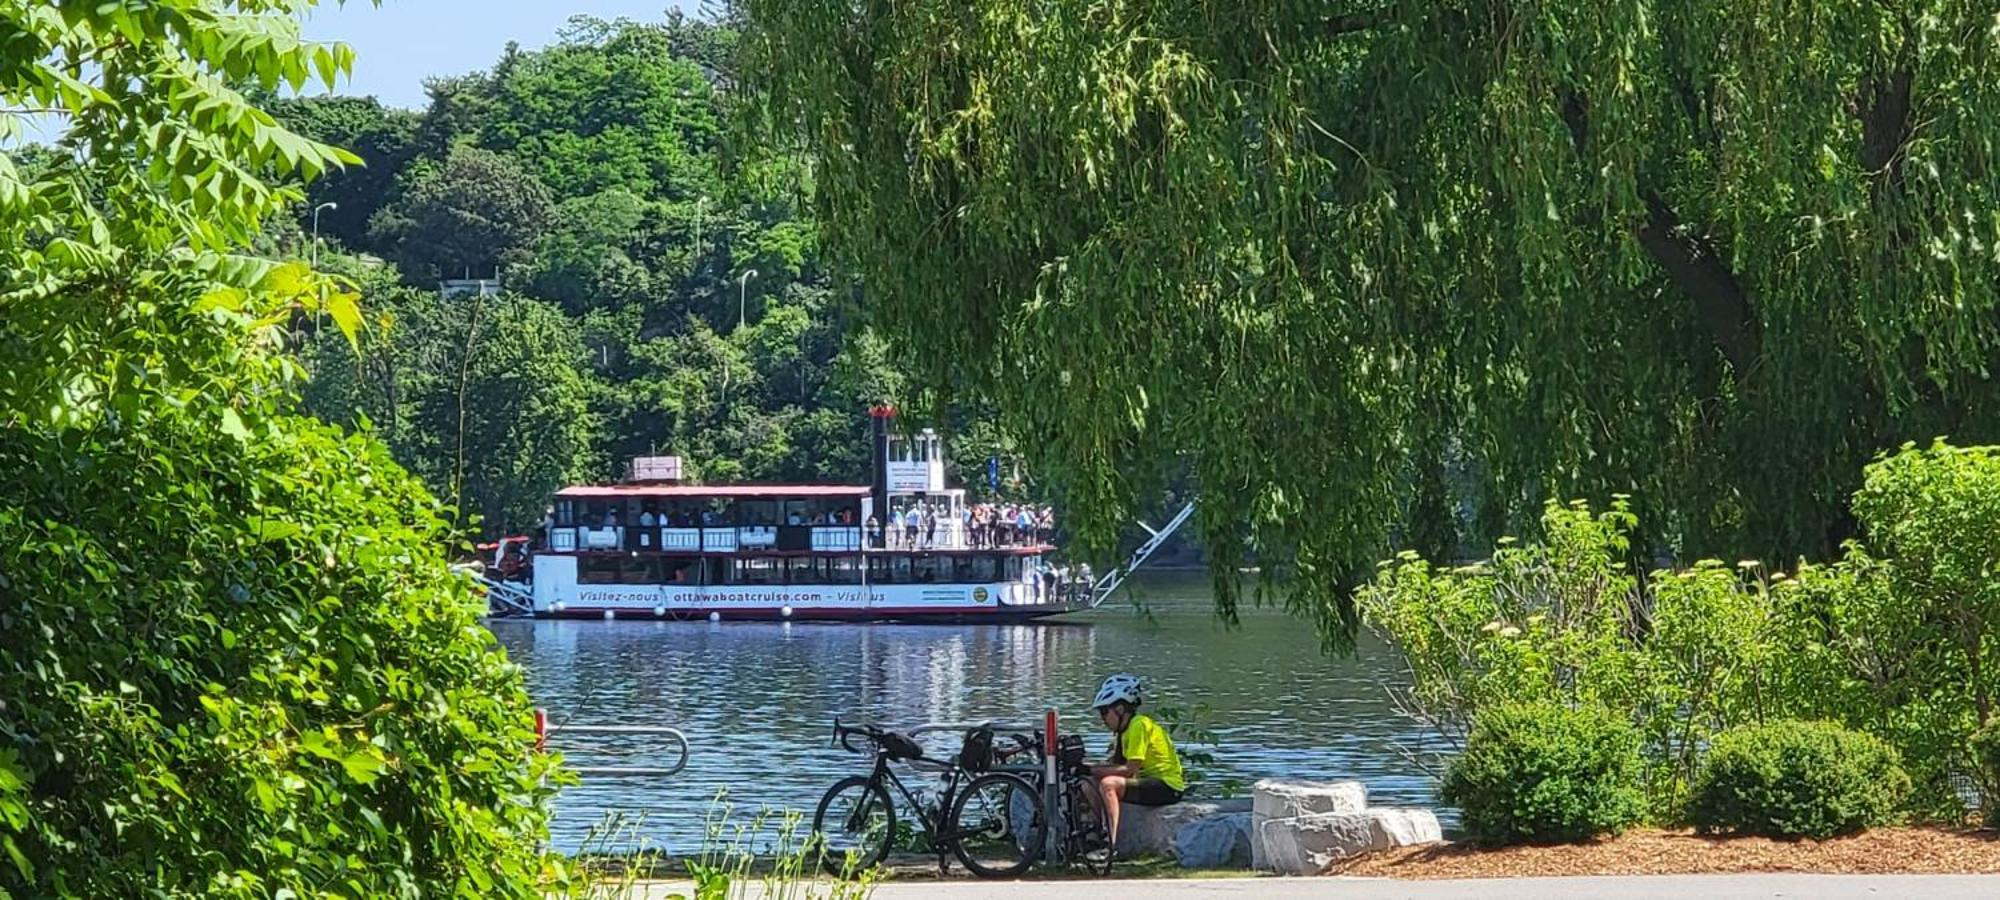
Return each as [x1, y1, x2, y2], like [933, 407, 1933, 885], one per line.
[540, 719, 690, 777]
[467, 570, 535, 615]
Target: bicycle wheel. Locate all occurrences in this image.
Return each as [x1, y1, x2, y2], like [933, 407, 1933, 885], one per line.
[812, 776, 895, 874]
[945, 773, 1043, 878]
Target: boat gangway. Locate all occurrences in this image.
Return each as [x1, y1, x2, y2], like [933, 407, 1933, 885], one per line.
[1086, 500, 1196, 608]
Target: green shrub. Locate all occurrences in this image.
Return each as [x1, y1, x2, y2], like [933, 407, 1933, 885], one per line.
[1970, 724, 2000, 828]
[1690, 720, 1909, 838]
[1441, 703, 1645, 845]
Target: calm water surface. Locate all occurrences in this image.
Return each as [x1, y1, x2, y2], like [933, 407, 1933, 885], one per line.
[488, 574, 1451, 851]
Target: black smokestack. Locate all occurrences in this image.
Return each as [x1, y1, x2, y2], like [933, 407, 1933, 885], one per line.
[869, 405, 892, 547]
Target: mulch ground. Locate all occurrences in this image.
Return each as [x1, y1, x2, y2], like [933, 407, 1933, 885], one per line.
[1331, 827, 2000, 879]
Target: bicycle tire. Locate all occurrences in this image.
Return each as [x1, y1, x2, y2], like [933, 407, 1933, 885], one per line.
[945, 773, 1043, 878]
[812, 776, 895, 874]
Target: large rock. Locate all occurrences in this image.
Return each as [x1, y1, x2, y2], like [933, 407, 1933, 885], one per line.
[1250, 778, 1367, 820]
[1116, 798, 1252, 859]
[1371, 807, 1443, 847]
[1171, 811, 1252, 869]
[1252, 811, 1379, 874]
[1251, 808, 1444, 875]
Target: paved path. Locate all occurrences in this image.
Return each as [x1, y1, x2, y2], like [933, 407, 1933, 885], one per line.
[639, 873, 2000, 899]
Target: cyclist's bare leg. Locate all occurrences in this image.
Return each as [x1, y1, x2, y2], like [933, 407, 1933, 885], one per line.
[1096, 775, 1126, 852]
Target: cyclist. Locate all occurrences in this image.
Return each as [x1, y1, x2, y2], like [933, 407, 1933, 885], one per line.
[1087, 673, 1185, 857]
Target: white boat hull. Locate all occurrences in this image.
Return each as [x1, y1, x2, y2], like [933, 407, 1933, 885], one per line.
[521, 555, 1077, 621]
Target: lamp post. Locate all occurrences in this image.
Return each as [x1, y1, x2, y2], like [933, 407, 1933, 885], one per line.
[738, 268, 757, 331]
[310, 201, 337, 268]
[693, 196, 707, 263]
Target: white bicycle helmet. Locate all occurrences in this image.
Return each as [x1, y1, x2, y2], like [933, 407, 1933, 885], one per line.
[1091, 673, 1143, 709]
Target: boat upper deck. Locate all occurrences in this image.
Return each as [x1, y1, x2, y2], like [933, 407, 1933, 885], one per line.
[544, 481, 1051, 555]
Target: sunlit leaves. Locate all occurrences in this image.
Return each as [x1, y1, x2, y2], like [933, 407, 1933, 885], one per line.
[2, 1, 559, 896]
[741, 0, 2000, 631]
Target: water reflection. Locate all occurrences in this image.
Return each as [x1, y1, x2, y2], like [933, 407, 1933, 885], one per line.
[491, 575, 1451, 851]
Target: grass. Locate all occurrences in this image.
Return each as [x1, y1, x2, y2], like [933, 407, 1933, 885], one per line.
[565, 793, 880, 900]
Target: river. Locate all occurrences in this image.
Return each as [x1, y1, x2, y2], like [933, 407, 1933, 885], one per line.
[488, 573, 1452, 852]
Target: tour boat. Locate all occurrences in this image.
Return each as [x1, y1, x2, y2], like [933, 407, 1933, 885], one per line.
[479, 409, 1131, 622]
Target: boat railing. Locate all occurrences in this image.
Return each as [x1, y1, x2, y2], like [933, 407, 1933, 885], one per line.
[462, 567, 535, 616]
[534, 709, 690, 778]
[809, 526, 864, 551]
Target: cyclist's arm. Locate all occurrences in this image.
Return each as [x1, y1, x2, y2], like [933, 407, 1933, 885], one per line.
[1090, 760, 1139, 779]
[1092, 735, 1145, 779]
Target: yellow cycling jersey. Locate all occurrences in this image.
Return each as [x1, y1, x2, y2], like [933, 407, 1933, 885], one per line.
[1118, 713, 1186, 791]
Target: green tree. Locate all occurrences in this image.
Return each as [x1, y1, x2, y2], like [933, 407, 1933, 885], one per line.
[372, 145, 552, 283]
[427, 296, 604, 533]
[270, 95, 422, 249]
[483, 15, 724, 200]
[0, 1, 555, 896]
[739, 0, 2000, 624]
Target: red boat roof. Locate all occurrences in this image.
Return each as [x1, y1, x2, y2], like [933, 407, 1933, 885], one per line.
[555, 484, 871, 499]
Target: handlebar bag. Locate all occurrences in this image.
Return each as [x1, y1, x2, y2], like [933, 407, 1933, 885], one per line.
[957, 726, 995, 772]
[878, 730, 926, 761]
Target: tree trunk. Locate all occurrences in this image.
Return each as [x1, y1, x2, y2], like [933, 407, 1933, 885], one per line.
[1634, 193, 1761, 383]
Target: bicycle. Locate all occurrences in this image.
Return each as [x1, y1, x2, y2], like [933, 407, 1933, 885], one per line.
[1007, 732, 1116, 876]
[812, 721, 1044, 878]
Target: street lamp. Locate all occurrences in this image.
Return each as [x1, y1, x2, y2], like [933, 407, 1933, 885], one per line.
[738, 268, 758, 331]
[693, 196, 707, 262]
[310, 201, 337, 268]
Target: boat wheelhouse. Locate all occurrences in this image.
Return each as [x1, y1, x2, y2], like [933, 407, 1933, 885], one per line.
[499, 409, 1089, 622]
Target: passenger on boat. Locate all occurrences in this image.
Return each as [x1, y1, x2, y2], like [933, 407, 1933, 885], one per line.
[866, 515, 882, 548]
[902, 506, 920, 548]
[1087, 673, 1185, 857]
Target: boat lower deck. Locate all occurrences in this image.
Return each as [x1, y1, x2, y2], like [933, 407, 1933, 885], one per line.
[524, 603, 1081, 623]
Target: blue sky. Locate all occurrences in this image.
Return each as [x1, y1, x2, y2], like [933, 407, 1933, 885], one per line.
[302, 1, 699, 110]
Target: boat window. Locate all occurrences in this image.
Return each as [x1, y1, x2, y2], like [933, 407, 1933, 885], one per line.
[705, 557, 729, 584]
[911, 556, 943, 583]
[956, 555, 999, 583]
[889, 555, 913, 584]
[556, 500, 574, 526]
[736, 556, 784, 585]
[660, 558, 698, 585]
[579, 556, 624, 584]
[619, 556, 657, 583]
[825, 556, 864, 585]
[1003, 557, 1023, 581]
[738, 500, 779, 526]
[787, 557, 816, 583]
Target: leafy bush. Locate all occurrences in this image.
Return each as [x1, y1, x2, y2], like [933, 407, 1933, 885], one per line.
[1968, 724, 2000, 828]
[0, 3, 560, 895]
[1440, 703, 1645, 845]
[1689, 721, 1909, 838]
[1364, 456, 2000, 824]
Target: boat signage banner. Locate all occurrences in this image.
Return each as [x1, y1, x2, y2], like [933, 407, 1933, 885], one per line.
[576, 588, 870, 606]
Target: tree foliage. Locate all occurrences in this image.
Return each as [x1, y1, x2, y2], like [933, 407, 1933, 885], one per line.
[293, 14, 937, 537]
[0, 1, 554, 895]
[370, 146, 552, 283]
[738, 0, 2000, 623]
[270, 94, 422, 248]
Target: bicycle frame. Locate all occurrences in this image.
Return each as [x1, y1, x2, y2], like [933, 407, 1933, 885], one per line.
[862, 751, 969, 839]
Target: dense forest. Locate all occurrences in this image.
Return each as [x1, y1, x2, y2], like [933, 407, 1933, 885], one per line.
[270, 13, 1023, 536]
